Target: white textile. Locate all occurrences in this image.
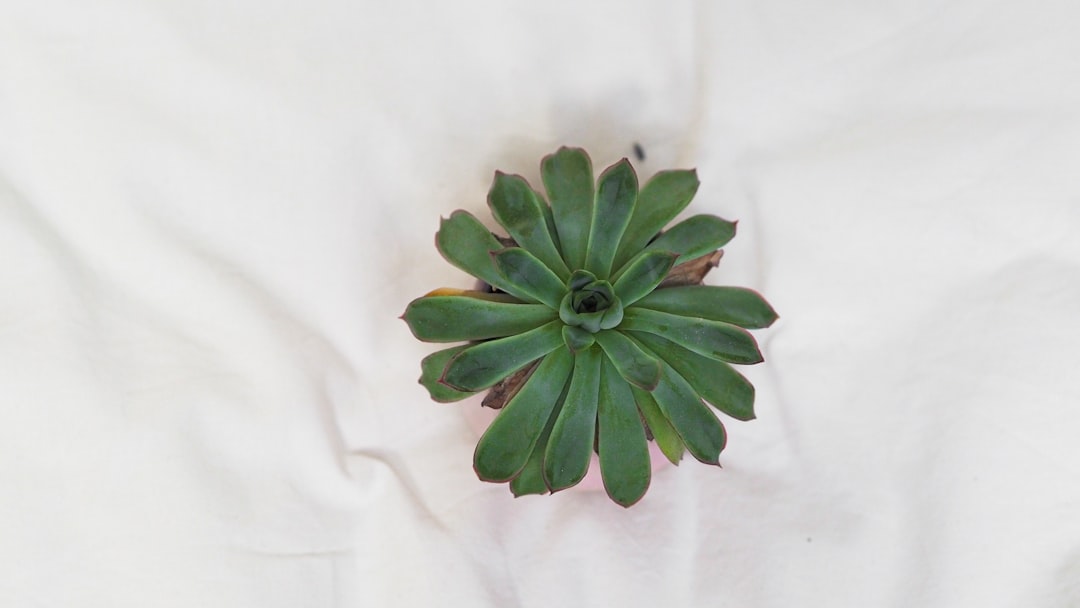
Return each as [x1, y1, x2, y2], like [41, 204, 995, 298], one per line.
[2, 1, 1079, 606]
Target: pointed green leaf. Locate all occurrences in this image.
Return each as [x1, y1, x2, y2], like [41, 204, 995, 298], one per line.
[643, 214, 736, 265]
[542, 147, 594, 270]
[567, 269, 596, 291]
[540, 191, 562, 252]
[441, 321, 563, 391]
[599, 300, 624, 330]
[584, 159, 637, 278]
[488, 172, 571, 280]
[611, 250, 678, 305]
[621, 307, 763, 364]
[632, 386, 685, 465]
[435, 210, 530, 300]
[419, 345, 477, 403]
[543, 346, 602, 491]
[634, 285, 778, 329]
[492, 247, 567, 309]
[562, 325, 595, 354]
[509, 437, 551, 496]
[594, 330, 661, 390]
[597, 357, 651, 507]
[632, 332, 756, 420]
[613, 169, 699, 269]
[637, 352, 727, 465]
[509, 376, 570, 497]
[403, 294, 556, 342]
[474, 347, 574, 482]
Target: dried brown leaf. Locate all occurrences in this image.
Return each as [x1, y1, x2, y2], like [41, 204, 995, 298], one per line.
[482, 359, 540, 409]
[658, 250, 723, 288]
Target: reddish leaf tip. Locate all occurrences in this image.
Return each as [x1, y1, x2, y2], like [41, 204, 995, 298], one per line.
[436, 375, 469, 392]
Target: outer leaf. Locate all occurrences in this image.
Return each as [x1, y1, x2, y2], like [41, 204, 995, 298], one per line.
[584, 159, 638, 278]
[488, 172, 571, 280]
[613, 169, 699, 269]
[436, 210, 530, 300]
[420, 287, 522, 302]
[632, 386, 685, 465]
[543, 346, 602, 491]
[441, 321, 563, 391]
[594, 330, 661, 390]
[509, 375, 571, 497]
[632, 332, 756, 420]
[621, 308, 763, 365]
[403, 295, 556, 342]
[540, 191, 562, 251]
[611, 250, 678, 305]
[542, 147, 594, 270]
[639, 353, 727, 465]
[634, 285, 779, 329]
[659, 251, 722, 288]
[474, 347, 574, 482]
[643, 214, 736, 265]
[492, 248, 567, 309]
[597, 357, 651, 507]
[419, 345, 476, 403]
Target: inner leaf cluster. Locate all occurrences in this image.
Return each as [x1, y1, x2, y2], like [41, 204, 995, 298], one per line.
[560, 270, 622, 333]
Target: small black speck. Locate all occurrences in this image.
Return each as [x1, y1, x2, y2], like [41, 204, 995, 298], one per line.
[806, 537, 812, 543]
[633, 142, 645, 161]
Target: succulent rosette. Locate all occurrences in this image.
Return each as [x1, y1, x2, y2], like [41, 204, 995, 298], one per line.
[403, 147, 777, 507]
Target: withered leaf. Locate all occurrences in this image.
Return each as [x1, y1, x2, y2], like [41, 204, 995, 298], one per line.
[658, 249, 723, 288]
[481, 359, 540, 409]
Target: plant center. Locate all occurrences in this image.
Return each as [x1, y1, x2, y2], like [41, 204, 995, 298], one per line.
[573, 290, 610, 314]
[559, 270, 624, 333]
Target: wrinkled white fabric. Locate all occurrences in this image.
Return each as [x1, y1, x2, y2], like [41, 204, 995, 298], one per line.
[2, 1, 1079, 606]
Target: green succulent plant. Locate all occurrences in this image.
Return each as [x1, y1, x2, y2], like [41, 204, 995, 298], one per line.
[402, 147, 777, 507]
